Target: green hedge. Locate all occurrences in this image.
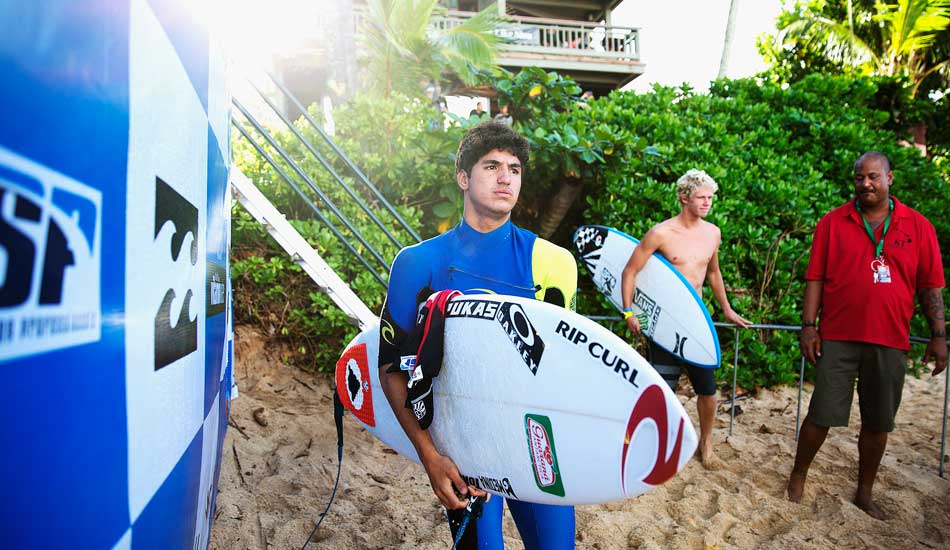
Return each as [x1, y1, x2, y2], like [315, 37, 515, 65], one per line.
[581, 75, 949, 388]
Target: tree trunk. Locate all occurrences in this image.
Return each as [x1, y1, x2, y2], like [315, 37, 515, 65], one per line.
[718, 0, 740, 78]
[538, 176, 583, 239]
[910, 121, 927, 156]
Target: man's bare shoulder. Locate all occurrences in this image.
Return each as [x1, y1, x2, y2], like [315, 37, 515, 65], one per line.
[648, 218, 679, 238]
[702, 219, 722, 237]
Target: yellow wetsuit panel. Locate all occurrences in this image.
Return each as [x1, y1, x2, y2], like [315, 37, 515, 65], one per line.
[531, 237, 578, 311]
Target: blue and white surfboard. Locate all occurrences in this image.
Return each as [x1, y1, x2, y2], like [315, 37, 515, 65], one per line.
[574, 225, 721, 368]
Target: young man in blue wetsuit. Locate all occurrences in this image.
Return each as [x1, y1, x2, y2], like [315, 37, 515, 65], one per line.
[378, 121, 577, 549]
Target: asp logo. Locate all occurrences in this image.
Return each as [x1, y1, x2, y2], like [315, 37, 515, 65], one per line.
[335, 343, 375, 426]
[525, 413, 565, 497]
[0, 146, 102, 362]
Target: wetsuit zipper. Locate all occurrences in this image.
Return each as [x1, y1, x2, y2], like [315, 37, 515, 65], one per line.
[447, 266, 541, 294]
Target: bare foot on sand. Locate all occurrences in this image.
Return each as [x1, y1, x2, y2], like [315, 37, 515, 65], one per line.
[786, 471, 805, 503]
[697, 445, 725, 470]
[853, 493, 887, 520]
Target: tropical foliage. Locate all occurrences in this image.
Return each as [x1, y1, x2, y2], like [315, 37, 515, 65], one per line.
[762, 0, 950, 98]
[360, 0, 504, 96]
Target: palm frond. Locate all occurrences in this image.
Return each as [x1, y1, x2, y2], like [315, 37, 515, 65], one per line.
[777, 15, 879, 66]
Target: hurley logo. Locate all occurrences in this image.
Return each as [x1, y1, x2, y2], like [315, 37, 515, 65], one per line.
[525, 414, 565, 496]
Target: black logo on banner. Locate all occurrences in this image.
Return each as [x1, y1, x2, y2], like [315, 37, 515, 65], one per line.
[206, 260, 226, 317]
[154, 177, 199, 370]
[446, 299, 545, 375]
[0, 188, 75, 307]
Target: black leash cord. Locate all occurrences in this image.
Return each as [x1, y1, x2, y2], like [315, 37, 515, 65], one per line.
[301, 391, 345, 549]
[450, 495, 485, 549]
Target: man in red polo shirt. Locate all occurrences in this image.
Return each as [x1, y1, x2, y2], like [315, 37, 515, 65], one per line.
[786, 151, 947, 520]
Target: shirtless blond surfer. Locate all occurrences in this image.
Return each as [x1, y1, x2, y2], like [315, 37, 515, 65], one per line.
[621, 169, 750, 469]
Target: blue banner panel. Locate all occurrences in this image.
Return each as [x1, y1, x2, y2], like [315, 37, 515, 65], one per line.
[0, 1, 131, 546]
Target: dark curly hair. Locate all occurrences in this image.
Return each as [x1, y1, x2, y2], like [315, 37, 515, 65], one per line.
[455, 121, 530, 176]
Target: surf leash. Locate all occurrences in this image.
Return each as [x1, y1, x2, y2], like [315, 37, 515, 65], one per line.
[450, 495, 485, 550]
[301, 391, 345, 549]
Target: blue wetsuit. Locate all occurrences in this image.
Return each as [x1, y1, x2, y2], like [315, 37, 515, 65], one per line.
[379, 219, 577, 550]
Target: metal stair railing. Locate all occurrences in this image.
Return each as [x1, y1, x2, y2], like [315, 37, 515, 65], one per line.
[265, 73, 422, 244]
[230, 168, 377, 329]
[230, 70, 427, 293]
[230, 116, 389, 287]
[231, 98, 390, 273]
[247, 79, 407, 251]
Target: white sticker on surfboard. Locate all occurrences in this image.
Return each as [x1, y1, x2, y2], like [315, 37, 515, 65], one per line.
[336, 294, 698, 505]
[573, 225, 721, 368]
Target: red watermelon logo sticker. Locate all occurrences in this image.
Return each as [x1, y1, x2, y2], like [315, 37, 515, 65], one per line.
[336, 343, 375, 426]
[524, 414, 565, 497]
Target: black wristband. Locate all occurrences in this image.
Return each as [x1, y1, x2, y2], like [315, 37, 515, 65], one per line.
[933, 331, 947, 338]
[802, 321, 817, 328]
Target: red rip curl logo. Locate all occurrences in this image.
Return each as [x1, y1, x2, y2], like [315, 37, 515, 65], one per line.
[621, 384, 685, 491]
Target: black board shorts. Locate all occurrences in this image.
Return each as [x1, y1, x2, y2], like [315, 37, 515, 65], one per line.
[647, 340, 717, 396]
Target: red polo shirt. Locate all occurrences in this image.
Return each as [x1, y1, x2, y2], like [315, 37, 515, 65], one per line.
[805, 196, 945, 350]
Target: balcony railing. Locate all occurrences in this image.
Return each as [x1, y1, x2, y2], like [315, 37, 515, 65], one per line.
[354, 9, 640, 63]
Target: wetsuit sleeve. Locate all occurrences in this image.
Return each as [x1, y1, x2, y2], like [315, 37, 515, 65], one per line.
[531, 238, 578, 311]
[379, 246, 431, 367]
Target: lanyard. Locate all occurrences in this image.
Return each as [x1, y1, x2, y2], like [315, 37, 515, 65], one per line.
[855, 198, 893, 258]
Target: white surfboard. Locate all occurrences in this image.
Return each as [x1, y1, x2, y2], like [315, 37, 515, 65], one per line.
[573, 225, 721, 368]
[336, 294, 698, 506]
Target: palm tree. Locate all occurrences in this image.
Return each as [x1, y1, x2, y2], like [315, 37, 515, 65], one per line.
[361, 0, 505, 97]
[718, 0, 741, 78]
[775, 0, 950, 97]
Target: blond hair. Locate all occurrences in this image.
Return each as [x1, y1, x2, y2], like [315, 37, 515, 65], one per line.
[676, 169, 718, 198]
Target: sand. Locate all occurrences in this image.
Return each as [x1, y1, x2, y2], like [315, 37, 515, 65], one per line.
[209, 326, 950, 549]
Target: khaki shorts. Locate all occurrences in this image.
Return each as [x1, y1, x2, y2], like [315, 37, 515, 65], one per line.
[807, 340, 907, 433]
